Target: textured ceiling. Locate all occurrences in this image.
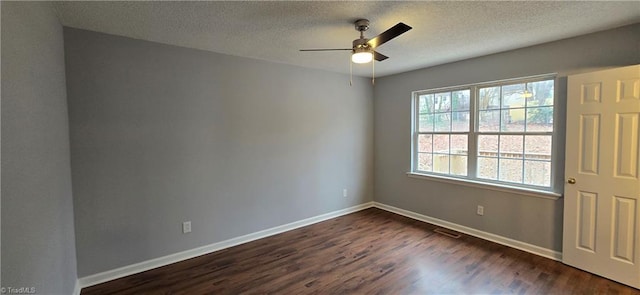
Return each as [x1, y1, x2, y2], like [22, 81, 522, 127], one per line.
[54, 1, 640, 77]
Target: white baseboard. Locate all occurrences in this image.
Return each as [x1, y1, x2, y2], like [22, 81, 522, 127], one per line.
[72, 280, 81, 295]
[77, 200, 562, 292]
[78, 202, 374, 290]
[373, 202, 562, 261]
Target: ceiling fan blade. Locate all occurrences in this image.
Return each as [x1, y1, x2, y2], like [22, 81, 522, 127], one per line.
[299, 48, 352, 51]
[367, 22, 412, 48]
[373, 51, 388, 62]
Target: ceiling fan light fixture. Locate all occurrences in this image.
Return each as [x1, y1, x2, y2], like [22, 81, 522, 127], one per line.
[352, 47, 373, 64]
[300, 19, 412, 69]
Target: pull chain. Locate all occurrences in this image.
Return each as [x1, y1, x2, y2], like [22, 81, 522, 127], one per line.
[349, 55, 353, 86]
[372, 58, 375, 85]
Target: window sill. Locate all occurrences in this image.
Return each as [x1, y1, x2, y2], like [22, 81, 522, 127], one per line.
[406, 172, 562, 200]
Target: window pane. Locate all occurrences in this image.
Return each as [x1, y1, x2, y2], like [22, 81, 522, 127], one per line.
[524, 135, 552, 160]
[418, 134, 433, 153]
[527, 80, 554, 107]
[419, 94, 434, 113]
[451, 155, 468, 176]
[434, 113, 451, 132]
[526, 107, 553, 132]
[451, 135, 468, 155]
[451, 111, 469, 132]
[478, 135, 498, 157]
[501, 109, 525, 132]
[433, 154, 450, 174]
[478, 110, 500, 131]
[452, 90, 470, 111]
[418, 153, 433, 172]
[418, 114, 434, 132]
[478, 157, 498, 180]
[434, 92, 451, 112]
[499, 135, 523, 159]
[478, 87, 500, 110]
[433, 134, 450, 153]
[499, 159, 523, 183]
[524, 160, 551, 186]
[501, 83, 526, 109]
[413, 78, 554, 190]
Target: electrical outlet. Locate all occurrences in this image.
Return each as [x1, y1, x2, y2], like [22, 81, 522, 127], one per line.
[343, 189, 348, 198]
[182, 221, 191, 233]
[477, 205, 484, 216]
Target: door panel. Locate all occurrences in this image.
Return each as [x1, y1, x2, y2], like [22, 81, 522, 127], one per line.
[581, 83, 602, 103]
[577, 191, 597, 251]
[612, 196, 635, 263]
[579, 114, 600, 174]
[615, 113, 638, 178]
[618, 79, 639, 102]
[563, 64, 640, 289]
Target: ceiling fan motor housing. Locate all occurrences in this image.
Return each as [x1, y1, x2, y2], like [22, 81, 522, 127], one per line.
[352, 38, 370, 51]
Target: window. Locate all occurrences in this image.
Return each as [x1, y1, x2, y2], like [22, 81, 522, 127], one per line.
[412, 75, 556, 192]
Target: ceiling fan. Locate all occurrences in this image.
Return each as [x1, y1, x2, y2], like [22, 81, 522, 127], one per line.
[300, 19, 412, 64]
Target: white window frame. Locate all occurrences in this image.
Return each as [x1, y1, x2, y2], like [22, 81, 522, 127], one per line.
[410, 74, 560, 197]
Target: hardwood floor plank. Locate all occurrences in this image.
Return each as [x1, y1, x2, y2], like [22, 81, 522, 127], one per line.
[81, 208, 639, 294]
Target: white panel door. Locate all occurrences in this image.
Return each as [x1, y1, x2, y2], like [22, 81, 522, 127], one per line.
[563, 65, 640, 289]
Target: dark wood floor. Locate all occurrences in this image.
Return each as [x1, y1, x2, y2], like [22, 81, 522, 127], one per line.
[82, 208, 639, 295]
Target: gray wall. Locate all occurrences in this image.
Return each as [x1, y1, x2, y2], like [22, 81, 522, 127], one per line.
[64, 28, 374, 276]
[1, 2, 78, 294]
[374, 23, 640, 252]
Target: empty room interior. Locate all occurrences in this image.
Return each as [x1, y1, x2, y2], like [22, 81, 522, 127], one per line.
[3, 1, 640, 294]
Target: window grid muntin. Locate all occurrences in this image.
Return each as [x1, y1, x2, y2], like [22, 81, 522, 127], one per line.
[415, 131, 469, 176]
[412, 74, 556, 191]
[475, 79, 554, 188]
[415, 88, 471, 177]
[474, 132, 553, 187]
